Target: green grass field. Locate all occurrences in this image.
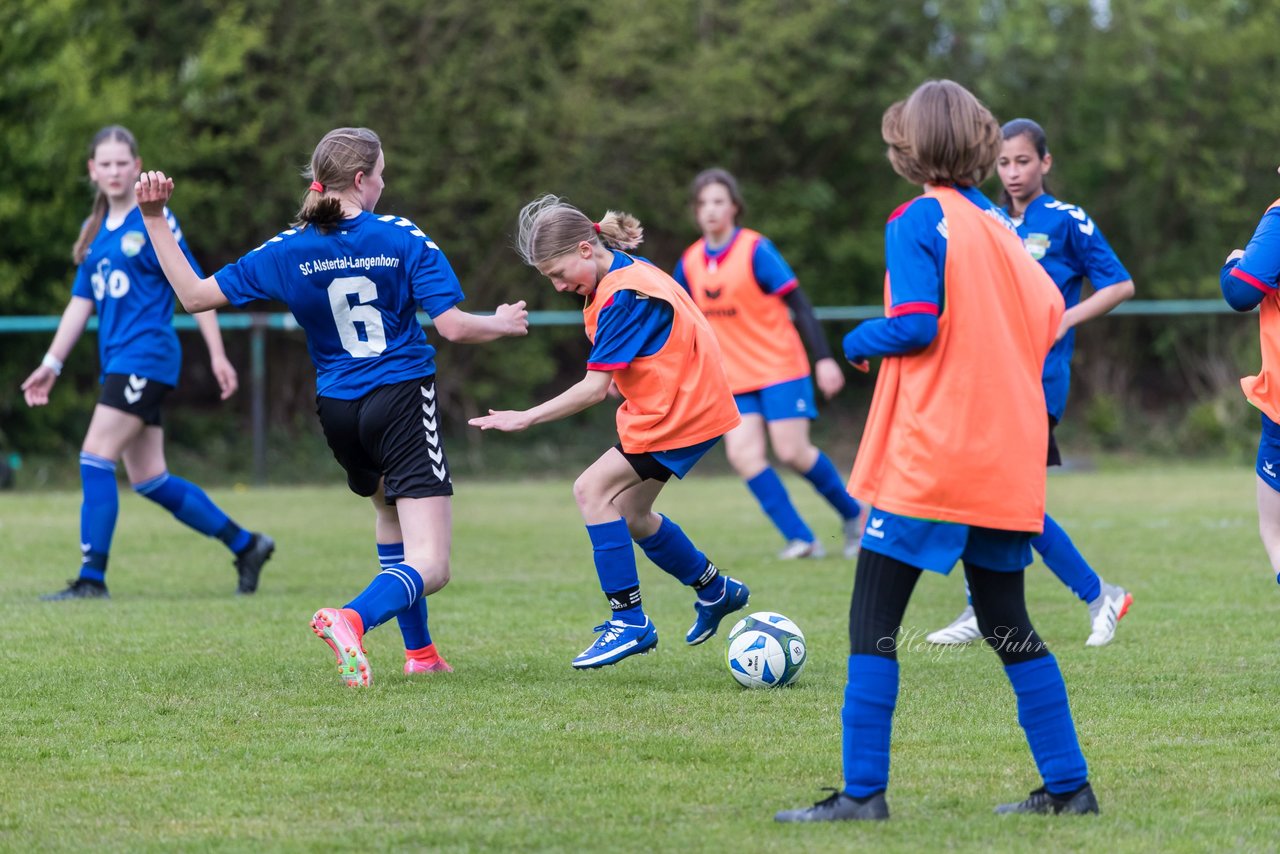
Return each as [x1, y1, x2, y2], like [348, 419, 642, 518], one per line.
[2, 466, 1278, 852]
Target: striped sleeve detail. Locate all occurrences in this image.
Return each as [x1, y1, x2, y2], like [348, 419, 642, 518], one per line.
[888, 301, 940, 317]
[1231, 265, 1277, 293]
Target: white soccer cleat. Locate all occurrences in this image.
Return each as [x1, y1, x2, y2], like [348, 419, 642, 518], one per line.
[925, 605, 982, 645]
[779, 539, 826, 560]
[1085, 582, 1133, 647]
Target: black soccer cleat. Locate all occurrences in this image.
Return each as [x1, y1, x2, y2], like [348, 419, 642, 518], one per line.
[775, 789, 889, 823]
[40, 578, 110, 601]
[234, 533, 275, 595]
[995, 783, 1099, 815]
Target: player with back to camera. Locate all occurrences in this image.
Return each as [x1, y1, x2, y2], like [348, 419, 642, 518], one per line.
[470, 195, 752, 669]
[133, 127, 529, 686]
[1220, 170, 1280, 588]
[22, 125, 274, 601]
[776, 80, 1099, 822]
[675, 169, 863, 560]
[926, 118, 1135, 648]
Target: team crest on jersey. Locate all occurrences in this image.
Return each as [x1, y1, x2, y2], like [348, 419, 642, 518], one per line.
[120, 231, 147, 257]
[1023, 233, 1050, 261]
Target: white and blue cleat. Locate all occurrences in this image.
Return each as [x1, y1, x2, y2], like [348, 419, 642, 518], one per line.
[571, 617, 658, 669]
[685, 577, 750, 645]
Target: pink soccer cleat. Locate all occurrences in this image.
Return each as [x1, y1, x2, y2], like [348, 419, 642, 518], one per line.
[310, 607, 371, 687]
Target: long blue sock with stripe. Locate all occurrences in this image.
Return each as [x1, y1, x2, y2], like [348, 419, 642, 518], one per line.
[78, 452, 118, 582]
[1031, 514, 1102, 602]
[1005, 655, 1089, 794]
[587, 519, 645, 624]
[745, 467, 814, 543]
[841, 654, 900, 797]
[802, 452, 861, 521]
[133, 472, 251, 554]
[635, 515, 725, 601]
[344, 562, 425, 634]
[378, 543, 432, 649]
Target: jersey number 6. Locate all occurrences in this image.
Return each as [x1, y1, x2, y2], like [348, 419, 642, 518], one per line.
[328, 275, 388, 358]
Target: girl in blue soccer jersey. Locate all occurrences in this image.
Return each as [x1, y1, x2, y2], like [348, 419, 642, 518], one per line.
[925, 118, 1136, 648]
[21, 125, 274, 601]
[675, 169, 863, 560]
[1220, 185, 1280, 586]
[132, 128, 529, 686]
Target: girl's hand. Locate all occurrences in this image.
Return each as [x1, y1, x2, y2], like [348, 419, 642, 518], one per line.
[469, 409, 532, 432]
[211, 354, 238, 400]
[20, 365, 57, 407]
[135, 171, 175, 216]
[814, 357, 846, 399]
[1226, 249, 1245, 265]
[496, 301, 530, 337]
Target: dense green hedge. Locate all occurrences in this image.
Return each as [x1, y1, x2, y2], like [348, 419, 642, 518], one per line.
[3, 0, 1277, 468]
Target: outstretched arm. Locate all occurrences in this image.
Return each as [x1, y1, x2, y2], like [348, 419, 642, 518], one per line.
[192, 309, 239, 400]
[469, 370, 613, 432]
[135, 171, 229, 313]
[433, 303, 529, 343]
[21, 296, 94, 406]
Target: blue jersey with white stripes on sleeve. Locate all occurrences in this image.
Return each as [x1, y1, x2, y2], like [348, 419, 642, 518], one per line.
[70, 205, 204, 387]
[1006, 194, 1131, 420]
[214, 212, 464, 400]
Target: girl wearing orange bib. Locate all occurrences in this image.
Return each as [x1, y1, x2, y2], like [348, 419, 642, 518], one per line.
[776, 81, 1097, 823]
[1221, 194, 1280, 586]
[471, 195, 751, 669]
[677, 169, 863, 559]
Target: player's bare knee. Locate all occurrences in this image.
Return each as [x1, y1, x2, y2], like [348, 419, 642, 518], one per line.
[572, 473, 607, 516]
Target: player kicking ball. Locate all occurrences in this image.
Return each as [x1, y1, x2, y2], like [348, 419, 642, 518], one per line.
[471, 195, 751, 669]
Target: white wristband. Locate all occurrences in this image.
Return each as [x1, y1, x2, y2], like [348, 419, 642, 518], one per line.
[41, 353, 63, 376]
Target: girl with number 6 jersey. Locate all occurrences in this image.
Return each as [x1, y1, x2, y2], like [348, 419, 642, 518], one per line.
[134, 127, 529, 687]
[22, 125, 273, 602]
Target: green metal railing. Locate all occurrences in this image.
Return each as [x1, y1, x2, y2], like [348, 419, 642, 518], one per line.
[0, 299, 1247, 483]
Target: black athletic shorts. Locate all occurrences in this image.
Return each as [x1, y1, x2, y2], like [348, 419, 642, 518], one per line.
[316, 375, 453, 503]
[99, 373, 172, 426]
[1047, 414, 1062, 468]
[614, 442, 674, 483]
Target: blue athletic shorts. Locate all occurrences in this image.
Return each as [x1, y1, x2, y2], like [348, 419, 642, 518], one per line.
[734, 375, 816, 422]
[1256, 411, 1280, 492]
[616, 436, 720, 482]
[858, 506, 1034, 574]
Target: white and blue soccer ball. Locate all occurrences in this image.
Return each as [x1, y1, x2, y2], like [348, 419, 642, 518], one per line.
[725, 611, 806, 689]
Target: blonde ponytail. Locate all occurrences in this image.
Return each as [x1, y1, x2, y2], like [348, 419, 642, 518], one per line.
[516, 194, 644, 266]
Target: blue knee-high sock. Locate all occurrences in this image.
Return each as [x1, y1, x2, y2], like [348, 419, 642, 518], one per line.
[635, 515, 725, 602]
[133, 472, 251, 554]
[842, 654, 900, 798]
[378, 543, 432, 649]
[79, 452, 118, 582]
[745, 467, 814, 543]
[344, 562, 424, 634]
[1032, 514, 1102, 602]
[586, 519, 644, 624]
[803, 452, 862, 521]
[1005, 655, 1089, 794]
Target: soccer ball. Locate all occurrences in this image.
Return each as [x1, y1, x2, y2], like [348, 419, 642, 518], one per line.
[725, 611, 807, 689]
